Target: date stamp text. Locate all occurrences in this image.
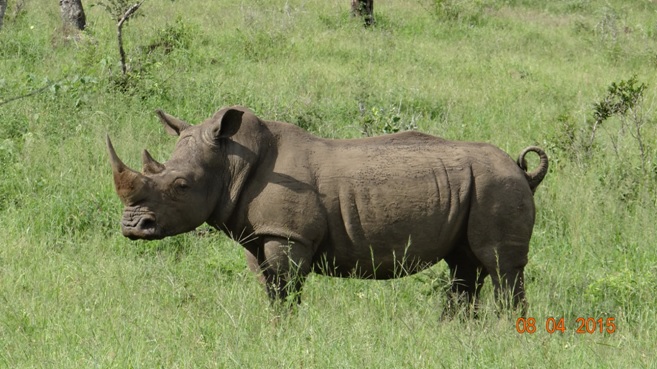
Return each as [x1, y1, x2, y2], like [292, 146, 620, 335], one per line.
[515, 317, 616, 334]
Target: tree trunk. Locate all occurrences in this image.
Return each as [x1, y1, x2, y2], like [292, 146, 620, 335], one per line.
[351, 0, 374, 26]
[60, 0, 86, 30]
[0, 0, 7, 31]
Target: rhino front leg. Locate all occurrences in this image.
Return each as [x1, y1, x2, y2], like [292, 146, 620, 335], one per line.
[253, 236, 313, 304]
[245, 248, 267, 287]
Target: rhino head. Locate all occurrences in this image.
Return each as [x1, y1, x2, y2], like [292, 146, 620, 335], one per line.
[106, 107, 249, 240]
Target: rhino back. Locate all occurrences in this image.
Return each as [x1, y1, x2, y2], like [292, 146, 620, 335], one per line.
[226, 124, 530, 279]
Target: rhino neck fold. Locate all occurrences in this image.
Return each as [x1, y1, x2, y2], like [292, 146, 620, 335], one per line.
[207, 119, 277, 236]
[208, 165, 253, 233]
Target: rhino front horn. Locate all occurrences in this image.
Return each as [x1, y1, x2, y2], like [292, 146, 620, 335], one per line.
[106, 135, 145, 200]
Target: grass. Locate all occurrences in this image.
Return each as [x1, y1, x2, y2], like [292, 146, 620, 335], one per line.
[1, 0, 657, 367]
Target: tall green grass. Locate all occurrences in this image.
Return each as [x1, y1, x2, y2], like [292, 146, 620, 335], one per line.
[1, 0, 657, 367]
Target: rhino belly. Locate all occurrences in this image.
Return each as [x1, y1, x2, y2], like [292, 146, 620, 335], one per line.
[317, 223, 460, 279]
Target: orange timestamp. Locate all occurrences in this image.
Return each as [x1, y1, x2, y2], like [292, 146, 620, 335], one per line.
[515, 317, 616, 334]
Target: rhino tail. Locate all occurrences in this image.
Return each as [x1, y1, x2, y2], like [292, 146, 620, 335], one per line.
[517, 146, 548, 193]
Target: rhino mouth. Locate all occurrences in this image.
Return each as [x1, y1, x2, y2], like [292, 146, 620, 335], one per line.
[121, 208, 162, 240]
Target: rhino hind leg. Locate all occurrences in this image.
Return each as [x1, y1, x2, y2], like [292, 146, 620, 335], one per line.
[466, 225, 531, 317]
[461, 178, 534, 317]
[442, 246, 489, 318]
[486, 255, 528, 316]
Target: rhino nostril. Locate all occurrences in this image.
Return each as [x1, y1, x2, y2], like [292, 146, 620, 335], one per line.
[138, 217, 156, 230]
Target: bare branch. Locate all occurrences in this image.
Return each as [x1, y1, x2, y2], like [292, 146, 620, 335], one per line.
[117, 1, 144, 75]
[0, 78, 65, 107]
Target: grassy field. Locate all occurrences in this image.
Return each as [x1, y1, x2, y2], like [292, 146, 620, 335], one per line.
[1, 0, 657, 367]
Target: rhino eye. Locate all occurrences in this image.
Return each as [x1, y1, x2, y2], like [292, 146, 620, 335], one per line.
[174, 178, 189, 190]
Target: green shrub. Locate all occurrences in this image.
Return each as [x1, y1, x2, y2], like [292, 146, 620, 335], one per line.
[586, 268, 657, 316]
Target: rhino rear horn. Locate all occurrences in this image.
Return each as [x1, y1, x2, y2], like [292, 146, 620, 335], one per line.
[142, 149, 165, 175]
[155, 109, 191, 136]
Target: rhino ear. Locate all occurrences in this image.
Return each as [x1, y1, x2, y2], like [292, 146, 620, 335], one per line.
[210, 108, 244, 140]
[155, 109, 191, 136]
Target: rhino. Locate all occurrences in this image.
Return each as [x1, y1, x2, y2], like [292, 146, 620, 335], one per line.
[107, 106, 548, 314]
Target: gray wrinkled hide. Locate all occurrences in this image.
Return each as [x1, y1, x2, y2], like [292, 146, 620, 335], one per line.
[108, 106, 548, 313]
